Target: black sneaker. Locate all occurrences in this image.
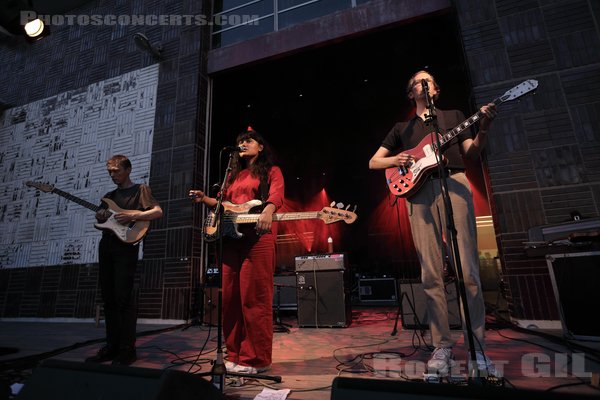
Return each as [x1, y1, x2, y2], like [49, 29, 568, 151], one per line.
[111, 347, 137, 366]
[85, 346, 118, 363]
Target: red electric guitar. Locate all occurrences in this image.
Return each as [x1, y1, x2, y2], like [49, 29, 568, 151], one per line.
[385, 79, 538, 197]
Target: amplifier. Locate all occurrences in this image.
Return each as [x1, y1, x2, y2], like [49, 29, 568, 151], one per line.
[297, 269, 351, 327]
[359, 277, 397, 304]
[273, 274, 297, 310]
[295, 253, 346, 272]
[399, 281, 462, 330]
[547, 251, 600, 340]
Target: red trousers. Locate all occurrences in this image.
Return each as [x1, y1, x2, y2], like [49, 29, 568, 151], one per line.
[221, 229, 275, 368]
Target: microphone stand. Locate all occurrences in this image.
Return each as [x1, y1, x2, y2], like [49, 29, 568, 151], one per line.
[197, 149, 282, 392]
[273, 283, 294, 333]
[421, 80, 482, 383]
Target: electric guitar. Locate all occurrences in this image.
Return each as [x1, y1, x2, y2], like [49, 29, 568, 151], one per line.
[385, 79, 538, 197]
[203, 199, 357, 242]
[25, 181, 149, 244]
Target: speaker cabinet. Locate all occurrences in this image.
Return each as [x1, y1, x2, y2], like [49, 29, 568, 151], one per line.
[331, 376, 589, 400]
[17, 359, 224, 400]
[399, 281, 461, 330]
[358, 277, 397, 304]
[273, 274, 298, 310]
[296, 269, 351, 327]
[547, 251, 600, 340]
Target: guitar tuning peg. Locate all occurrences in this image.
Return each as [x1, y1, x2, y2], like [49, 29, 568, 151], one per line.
[330, 201, 336, 207]
[345, 204, 351, 210]
[336, 202, 344, 209]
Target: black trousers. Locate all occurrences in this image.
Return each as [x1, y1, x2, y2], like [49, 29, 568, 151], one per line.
[98, 235, 139, 350]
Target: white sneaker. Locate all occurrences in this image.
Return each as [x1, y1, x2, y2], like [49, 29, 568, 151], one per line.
[427, 347, 456, 375]
[468, 351, 498, 376]
[230, 364, 271, 374]
[224, 360, 237, 371]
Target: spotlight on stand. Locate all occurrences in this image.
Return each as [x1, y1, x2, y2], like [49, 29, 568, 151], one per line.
[133, 33, 162, 61]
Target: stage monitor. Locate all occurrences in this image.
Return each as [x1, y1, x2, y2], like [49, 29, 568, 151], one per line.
[331, 377, 597, 400]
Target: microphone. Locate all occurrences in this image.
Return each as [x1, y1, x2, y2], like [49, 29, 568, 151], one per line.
[222, 145, 246, 152]
[421, 78, 435, 120]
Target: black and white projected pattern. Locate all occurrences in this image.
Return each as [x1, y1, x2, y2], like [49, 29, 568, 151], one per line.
[0, 64, 159, 268]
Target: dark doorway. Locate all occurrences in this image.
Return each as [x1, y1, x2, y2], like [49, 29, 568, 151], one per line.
[210, 11, 482, 279]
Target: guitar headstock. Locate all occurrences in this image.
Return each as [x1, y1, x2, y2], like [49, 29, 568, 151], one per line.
[25, 181, 55, 193]
[318, 202, 358, 225]
[500, 79, 538, 102]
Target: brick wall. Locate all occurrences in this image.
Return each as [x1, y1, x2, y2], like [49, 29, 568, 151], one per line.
[455, 0, 600, 320]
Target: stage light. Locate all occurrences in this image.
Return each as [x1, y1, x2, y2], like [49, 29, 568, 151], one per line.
[24, 18, 44, 38]
[133, 32, 162, 60]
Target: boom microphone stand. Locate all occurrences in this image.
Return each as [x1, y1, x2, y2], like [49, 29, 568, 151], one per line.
[197, 148, 281, 392]
[421, 80, 482, 383]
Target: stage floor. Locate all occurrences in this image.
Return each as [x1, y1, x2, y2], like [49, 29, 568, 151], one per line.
[1, 306, 599, 399]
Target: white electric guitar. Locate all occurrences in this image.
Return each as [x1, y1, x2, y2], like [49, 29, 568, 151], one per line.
[203, 199, 357, 242]
[25, 181, 149, 244]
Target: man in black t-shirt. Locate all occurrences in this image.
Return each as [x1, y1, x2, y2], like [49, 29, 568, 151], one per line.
[369, 70, 498, 377]
[86, 155, 162, 366]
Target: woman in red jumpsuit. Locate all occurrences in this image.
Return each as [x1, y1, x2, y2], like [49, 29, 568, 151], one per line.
[190, 129, 284, 374]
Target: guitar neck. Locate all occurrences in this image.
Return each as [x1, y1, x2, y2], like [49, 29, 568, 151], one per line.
[437, 96, 503, 149]
[52, 188, 100, 212]
[233, 211, 320, 224]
